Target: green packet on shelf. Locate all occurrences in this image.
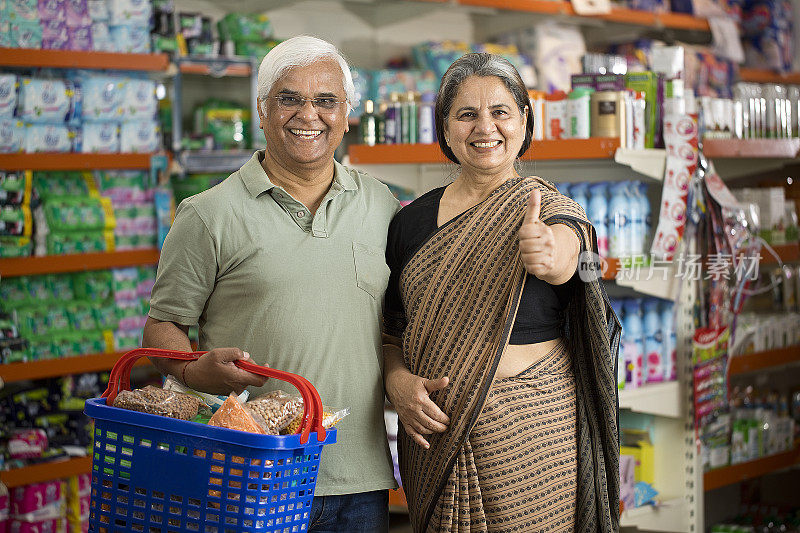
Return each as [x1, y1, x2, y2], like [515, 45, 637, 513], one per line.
[74, 270, 114, 302]
[0, 338, 28, 364]
[96, 170, 148, 192]
[217, 13, 272, 42]
[0, 237, 33, 258]
[33, 171, 97, 200]
[45, 230, 115, 255]
[1, 170, 32, 206]
[43, 196, 115, 232]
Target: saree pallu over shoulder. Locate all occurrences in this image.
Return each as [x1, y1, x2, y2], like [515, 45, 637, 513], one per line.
[397, 176, 621, 532]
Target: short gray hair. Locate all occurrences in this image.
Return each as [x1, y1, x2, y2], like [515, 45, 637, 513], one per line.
[257, 35, 355, 111]
[435, 53, 534, 164]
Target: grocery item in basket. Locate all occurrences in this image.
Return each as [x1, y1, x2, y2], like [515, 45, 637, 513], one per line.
[208, 393, 266, 434]
[247, 390, 304, 434]
[162, 374, 249, 414]
[276, 391, 350, 435]
[112, 385, 201, 420]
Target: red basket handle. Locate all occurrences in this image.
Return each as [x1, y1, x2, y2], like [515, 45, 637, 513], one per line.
[101, 348, 326, 443]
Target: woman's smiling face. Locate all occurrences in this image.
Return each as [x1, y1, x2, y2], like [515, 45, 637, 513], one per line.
[444, 75, 527, 179]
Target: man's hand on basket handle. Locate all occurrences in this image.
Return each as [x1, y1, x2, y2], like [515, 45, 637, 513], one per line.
[184, 348, 268, 395]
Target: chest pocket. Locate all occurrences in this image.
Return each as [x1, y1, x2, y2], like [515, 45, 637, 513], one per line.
[352, 241, 390, 300]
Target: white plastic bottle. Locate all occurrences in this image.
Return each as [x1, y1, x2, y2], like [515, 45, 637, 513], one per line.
[643, 298, 664, 383]
[623, 298, 645, 388]
[588, 182, 609, 258]
[628, 181, 645, 258]
[609, 181, 630, 259]
[570, 182, 590, 215]
[638, 181, 652, 254]
[661, 300, 676, 381]
[610, 298, 626, 390]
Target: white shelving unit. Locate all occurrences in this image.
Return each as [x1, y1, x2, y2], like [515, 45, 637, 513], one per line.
[619, 381, 682, 418]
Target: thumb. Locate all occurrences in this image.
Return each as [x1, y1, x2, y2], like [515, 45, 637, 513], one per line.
[424, 376, 449, 393]
[525, 189, 541, 223]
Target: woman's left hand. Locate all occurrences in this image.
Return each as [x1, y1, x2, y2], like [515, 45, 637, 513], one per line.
[519, 189, 556, 277]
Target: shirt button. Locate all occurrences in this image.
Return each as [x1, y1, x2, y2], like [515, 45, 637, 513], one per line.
[296, 211, 305, 218]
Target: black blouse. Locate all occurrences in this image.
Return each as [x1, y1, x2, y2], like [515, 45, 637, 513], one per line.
[384, 186, 575, 345]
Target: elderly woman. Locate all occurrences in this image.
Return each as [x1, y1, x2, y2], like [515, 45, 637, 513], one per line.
[383, 53, 621, 532]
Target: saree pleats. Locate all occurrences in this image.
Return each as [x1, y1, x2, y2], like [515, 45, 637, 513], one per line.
[397, 177, 621, 533]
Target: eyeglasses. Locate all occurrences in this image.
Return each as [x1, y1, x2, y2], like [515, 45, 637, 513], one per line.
[271, 95, 347, 113]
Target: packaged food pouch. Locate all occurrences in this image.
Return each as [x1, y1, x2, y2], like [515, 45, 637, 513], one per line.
[279, 394, 350, 435]
[208, 393, 266, 434]
[162, 374, 249, 415]
[112, 385, 201, 420]
[247, 390, 304, 434]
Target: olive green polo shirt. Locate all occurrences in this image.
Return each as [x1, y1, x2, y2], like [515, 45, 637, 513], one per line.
[149, 150, 400, 496]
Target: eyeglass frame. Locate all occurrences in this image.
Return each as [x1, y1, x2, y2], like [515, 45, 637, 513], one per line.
[265, 94, 350, 114]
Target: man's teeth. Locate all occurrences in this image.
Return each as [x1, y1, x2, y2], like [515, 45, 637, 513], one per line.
[290, 129, 322, 138]
[473, 141, 500, 148]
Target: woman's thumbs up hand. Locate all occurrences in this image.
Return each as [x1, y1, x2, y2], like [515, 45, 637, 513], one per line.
[519, 189, 557, 278]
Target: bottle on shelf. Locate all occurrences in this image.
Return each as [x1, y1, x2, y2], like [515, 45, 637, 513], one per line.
[643, 298, 664, 383]
[587, 182, 608, 259]
[402, 92, 418, 145]
[623, 298, 645, 389]
[419, 92, 436, 144]
[384, 93, 401, 145]
[360, 100, 378, 147]
[609, 180, 630, 260]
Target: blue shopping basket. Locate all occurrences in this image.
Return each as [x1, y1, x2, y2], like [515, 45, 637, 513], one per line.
[85, 348, 336, 533]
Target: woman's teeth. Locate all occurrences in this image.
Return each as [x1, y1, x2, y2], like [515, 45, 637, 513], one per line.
[290, 129, 322, 139]
[472, 141, 501, 148]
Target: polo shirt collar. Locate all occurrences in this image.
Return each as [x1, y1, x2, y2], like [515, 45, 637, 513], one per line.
[239, 150, 357, 198]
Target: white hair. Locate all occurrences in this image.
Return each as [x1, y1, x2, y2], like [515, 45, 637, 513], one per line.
[257, 35, 355, 112]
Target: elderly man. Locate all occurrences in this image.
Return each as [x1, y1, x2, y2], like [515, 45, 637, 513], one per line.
[142, 35, 399, 532]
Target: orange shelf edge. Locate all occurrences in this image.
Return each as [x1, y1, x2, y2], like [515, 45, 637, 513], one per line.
[0, 249, 160, 277]
[739, 68, 800, 85]
[348, 138, 620, 165]
[729, 346, 800, 376]
[704, 448, 800, 491]
[0, 48, 168, 71]
[0, 351, 154, 384]
[179, 63, 252, 77]
[0, 456, 92, 488]
[0, 153, 157, 170]
[456, 0, 709, 31]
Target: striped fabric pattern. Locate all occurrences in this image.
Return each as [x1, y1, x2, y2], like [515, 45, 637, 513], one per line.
[397, 176, 621, 532]
[429, 340, 578, 532]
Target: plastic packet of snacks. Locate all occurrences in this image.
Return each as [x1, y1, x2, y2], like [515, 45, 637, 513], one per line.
[255, 391, 350, 435]
[112, 385, 201, 420]
[246, 390, 304, 435]
[162, 374, 249, 415]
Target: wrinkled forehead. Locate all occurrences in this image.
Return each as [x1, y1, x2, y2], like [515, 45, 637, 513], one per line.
[271, 59, 346, 96]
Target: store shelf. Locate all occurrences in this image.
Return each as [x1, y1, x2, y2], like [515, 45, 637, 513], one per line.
[614, 148, 666, 181]
[178, 150, 254, 173]
[761, 243, 800, 265]
[0, 48, 169, 71]
[0, 456, 92, 489]
[388, 487, 408, 513]
[0, 351, 154, 385]
[615, 265, 681, 301]
[348, 138, 621, 165]
[704, 448, 800, 491]
[179, 60, 252, 77]
[729, 346, 800, 376]
[0, 153, 156, 171]
[0, 249, 160, 278]
[454, 0, 710, 31]
[620, 497, 689, 532]
[739, 68, 800, 85]
[702, 139, 800, 159]
[619, 381, 682, 418]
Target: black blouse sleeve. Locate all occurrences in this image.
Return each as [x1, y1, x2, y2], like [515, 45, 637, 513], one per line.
[383, 213, 407, 338]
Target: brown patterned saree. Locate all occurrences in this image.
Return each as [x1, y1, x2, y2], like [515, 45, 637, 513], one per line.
[396, 176, 621, 532]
